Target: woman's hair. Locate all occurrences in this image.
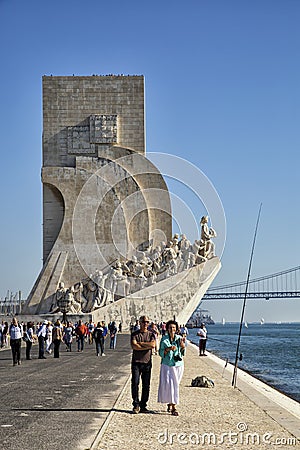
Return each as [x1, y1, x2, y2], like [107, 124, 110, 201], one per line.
[166, 320, 179, 332]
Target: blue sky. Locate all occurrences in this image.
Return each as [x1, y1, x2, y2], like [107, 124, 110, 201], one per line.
[0, 0, 299, 322]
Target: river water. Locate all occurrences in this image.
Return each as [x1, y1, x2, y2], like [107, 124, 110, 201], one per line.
[188, 322, 300, 402]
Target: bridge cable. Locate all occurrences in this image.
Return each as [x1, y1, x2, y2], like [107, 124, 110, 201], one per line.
[232, 203, 262, 388]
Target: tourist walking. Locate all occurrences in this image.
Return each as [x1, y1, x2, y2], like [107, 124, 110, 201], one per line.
[158, 320, 185, 416]
[9, 317, 23, 366]
[101, 321, 108, 353]
[148, 322, 159, 354]
[1, 321, 9, 347]
[109, 321, 117, 349]
[63, 321, 74, 352]
[132, 320, 140, 332]
[87, 319, 95, 344]
[25, 321, 34, 360]
[93, 322, 105, 356]
[197, 323, 207, 356]
[52, 320, 63, 358]
[75, 320, 87, 352]
[0, 322, 3, 348]
[37, 320, 48, 359]
[45, 322, 53, 354]
[160, 322, 166, 336]
[131, 315, 156, 413]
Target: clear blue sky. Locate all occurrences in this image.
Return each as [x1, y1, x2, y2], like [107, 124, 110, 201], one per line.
[0, 0, 299, 322]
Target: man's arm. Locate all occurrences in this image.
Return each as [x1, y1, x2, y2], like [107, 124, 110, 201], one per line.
[139, 340, 156, 349]
[131, 338, 156, 351]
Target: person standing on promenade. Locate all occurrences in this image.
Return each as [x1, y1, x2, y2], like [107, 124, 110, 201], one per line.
[25, 321, 34, 360]
[75, 320, 87, 352]
[52, 320, 63, 358]
[63, 321, 74, 352]
[37, 320, 48, 359]
[160, 322, 166, 336]
[109, 321, 118, 349]
[87, 319, 95, 344]
[93, 322, 105, 356]
[45, 322, 53, 354]
[1, 321, 9, 347]
[148, 322, 159, 355]
[131, 315, 156, 414]
[101, 321, 108, 353]
[132, 319, 140, 332]
[197, 323, 207, 356]
[158, 320, 186, 416]
[9, 317, 23, 366]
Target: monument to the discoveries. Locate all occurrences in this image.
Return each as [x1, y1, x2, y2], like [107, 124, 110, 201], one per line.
[23, 75, 221, 327]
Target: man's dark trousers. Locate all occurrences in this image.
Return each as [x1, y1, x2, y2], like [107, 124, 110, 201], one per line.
[131, 361, 152, 409]
[38, 336, 45, 358]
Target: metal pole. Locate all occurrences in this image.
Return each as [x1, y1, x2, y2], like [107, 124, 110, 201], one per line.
[232, 203, 262, 388]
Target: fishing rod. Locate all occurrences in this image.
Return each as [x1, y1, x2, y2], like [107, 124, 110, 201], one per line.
[232, 203, 262, 388]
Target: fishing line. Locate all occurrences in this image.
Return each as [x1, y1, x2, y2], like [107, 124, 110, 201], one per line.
[207, 336, 235, 345]
[232, 203, 262, 388]
[190, 336, 241, 348]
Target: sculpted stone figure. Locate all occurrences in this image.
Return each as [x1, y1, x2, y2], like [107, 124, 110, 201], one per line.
[50, 281, 67, 313]
[163, 242, 178, 276]
[200, 216, 217, 259]
[72, 282, 86, 311]
[67, 288, 82, 313]
[179, 234, 193, 270]
[92, 269, 109, 307]
[191, 239, 206, 265]
[105, 266, 118, 296]
[50, 281, 83, 314]
[83, 279, 99, 311]
[114, 261, 130, 297]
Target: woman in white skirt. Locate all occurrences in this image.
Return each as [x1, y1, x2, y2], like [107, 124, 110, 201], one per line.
[158, 320, 186, 416]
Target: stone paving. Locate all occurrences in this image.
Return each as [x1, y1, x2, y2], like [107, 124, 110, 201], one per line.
[95, 342, 300, 450]
[1, 334, 299, 450]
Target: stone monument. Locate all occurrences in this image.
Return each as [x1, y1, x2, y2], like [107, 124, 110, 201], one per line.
[22, 75, 221, 326]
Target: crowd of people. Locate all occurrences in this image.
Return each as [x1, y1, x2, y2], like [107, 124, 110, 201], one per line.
[0, 318, 122, 364]
[2, 314, 207, 417]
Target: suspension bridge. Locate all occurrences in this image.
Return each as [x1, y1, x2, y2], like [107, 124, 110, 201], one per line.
[203, 266, 300, 300]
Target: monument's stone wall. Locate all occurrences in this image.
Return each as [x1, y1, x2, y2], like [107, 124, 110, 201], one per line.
[43, 76, 145, 263]
[23, 76, 173, 316]
[43, 75, 145, 166]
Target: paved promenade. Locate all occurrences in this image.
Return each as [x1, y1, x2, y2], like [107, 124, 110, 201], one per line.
[1, 335, 299, 450]
[0, 334, 132, 450]
[94, 341, 300, 450]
